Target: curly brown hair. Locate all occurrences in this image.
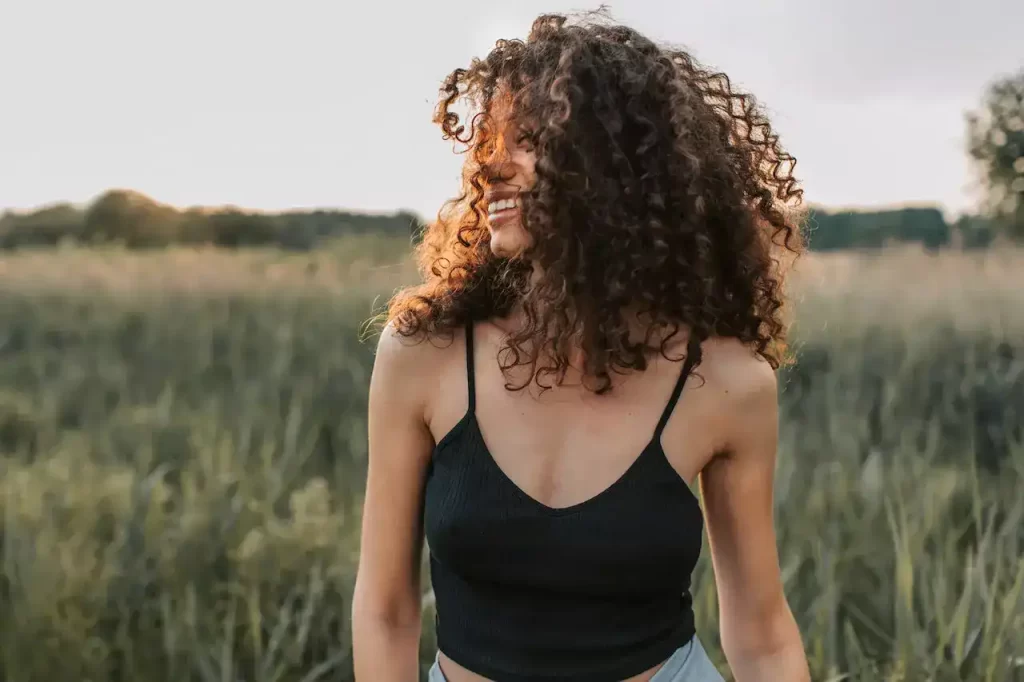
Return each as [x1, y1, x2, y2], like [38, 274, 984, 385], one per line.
[386, 10, 804, 393]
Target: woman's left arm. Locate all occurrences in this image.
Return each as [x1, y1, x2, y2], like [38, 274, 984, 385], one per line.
[700, 356, 810, 682]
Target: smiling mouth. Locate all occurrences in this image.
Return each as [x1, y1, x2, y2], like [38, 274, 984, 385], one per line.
[487, 197, 521, 222]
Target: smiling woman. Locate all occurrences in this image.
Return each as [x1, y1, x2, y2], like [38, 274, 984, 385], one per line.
[475, 102, 538, 258]
[352, 9, 810, 682]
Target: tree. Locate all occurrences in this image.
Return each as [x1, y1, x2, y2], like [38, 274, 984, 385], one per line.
[82, 190, 183, 247]
[967, 70, 1024, 241]
[807, 207, 950, 251]
[0, 203, 85, 248]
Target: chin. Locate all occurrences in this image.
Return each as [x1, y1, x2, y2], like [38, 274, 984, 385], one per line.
[489, 240, 515, 258]
[488, 223, 533, 258]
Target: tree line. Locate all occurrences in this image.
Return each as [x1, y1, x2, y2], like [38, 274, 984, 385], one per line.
[0, 189, 1005, 253]
[968, 68, 1024, 242]
[0, 190, 423, 251]
[805, 206, 998, 251]
[2, 68, 1020, 253]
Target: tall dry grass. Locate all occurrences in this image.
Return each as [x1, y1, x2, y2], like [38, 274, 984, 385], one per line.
[0, 240, 1021, 681]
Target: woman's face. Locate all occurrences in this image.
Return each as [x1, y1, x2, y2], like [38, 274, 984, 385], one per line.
[483, 114, 537, 259]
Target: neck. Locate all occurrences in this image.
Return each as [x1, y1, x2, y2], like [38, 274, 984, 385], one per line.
[527, 259, 544, 290]
[501, 261, 670, 371]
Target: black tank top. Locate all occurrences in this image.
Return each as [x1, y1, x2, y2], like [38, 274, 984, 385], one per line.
[423, 322, 704, 681]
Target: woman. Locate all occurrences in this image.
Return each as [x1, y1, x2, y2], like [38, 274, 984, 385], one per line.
[353, 11, 810, 682]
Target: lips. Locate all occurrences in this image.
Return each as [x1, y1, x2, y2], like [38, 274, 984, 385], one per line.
[485, 188, 522, 227]
[488, 196, 519, 215]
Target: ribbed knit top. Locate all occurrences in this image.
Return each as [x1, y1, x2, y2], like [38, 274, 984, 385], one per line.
[423, 322, 704, 681]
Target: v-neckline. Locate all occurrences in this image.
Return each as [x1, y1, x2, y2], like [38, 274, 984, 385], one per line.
[464, 412, 697, 517]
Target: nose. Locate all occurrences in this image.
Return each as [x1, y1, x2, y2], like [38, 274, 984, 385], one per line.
[476, 130, 510, 176]
[481, 148, 515, 186]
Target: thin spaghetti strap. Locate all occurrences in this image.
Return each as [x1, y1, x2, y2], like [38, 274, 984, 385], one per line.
[654, 335, 702, 437]
[465, 320, 476, 413]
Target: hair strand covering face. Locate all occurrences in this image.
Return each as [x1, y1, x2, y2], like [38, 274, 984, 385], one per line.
[386, 10, 806, 394]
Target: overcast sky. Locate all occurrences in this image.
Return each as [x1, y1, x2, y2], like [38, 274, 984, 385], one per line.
[1, 0, 1021, 219]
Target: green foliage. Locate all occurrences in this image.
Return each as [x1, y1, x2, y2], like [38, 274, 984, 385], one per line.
[204, 210, 282, 247]
[82, 190, 186, 247]
[0, 245, 1020, 681]
[0, 203, 87, 248]
[0, 192, 424, 252]
[808, 207, 952, 251]
[0, 192, 1004, 255]
[968, 69, 1024, 241]
[0, 291, 373, 682]
[954, 215, 999, 250]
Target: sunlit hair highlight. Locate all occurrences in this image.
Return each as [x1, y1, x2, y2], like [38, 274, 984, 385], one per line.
[386, 10, 805, 393]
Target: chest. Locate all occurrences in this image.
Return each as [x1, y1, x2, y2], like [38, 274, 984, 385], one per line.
[435, 370, 688, 510]
[423, 417, 704, 596]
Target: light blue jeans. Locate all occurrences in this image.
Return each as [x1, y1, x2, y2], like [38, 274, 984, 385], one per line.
[428, 636, 725, 681]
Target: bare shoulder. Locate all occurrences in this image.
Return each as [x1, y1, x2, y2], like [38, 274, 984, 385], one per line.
[697, 336, 778, 405]
[695, 337, 779, 451]
[374, 321, 452, 372]
[371, 322, 463, 420]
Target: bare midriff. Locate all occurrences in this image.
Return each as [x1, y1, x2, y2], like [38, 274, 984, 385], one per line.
[436, 651, 668, 682]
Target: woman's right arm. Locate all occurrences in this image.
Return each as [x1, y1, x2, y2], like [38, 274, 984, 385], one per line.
[352, 326, 438, 681]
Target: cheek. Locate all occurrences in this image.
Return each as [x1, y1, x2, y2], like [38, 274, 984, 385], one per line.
[512, 150, 537, 188]
[522, 154, 537, 187]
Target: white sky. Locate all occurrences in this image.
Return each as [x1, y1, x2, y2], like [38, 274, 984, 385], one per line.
[1, 0, 1021, 219]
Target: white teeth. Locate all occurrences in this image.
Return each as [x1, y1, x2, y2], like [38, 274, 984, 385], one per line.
[487, 198, 520, 215]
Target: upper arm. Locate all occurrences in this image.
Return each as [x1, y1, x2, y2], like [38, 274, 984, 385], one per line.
[352, 325, 439, 626]
[699, 350, 789, 647]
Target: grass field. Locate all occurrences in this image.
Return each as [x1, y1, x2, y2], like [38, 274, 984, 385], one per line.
[0, 240, 1022, 681]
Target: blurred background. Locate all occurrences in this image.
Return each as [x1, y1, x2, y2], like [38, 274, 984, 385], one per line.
[0, 1, 1022, 680]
